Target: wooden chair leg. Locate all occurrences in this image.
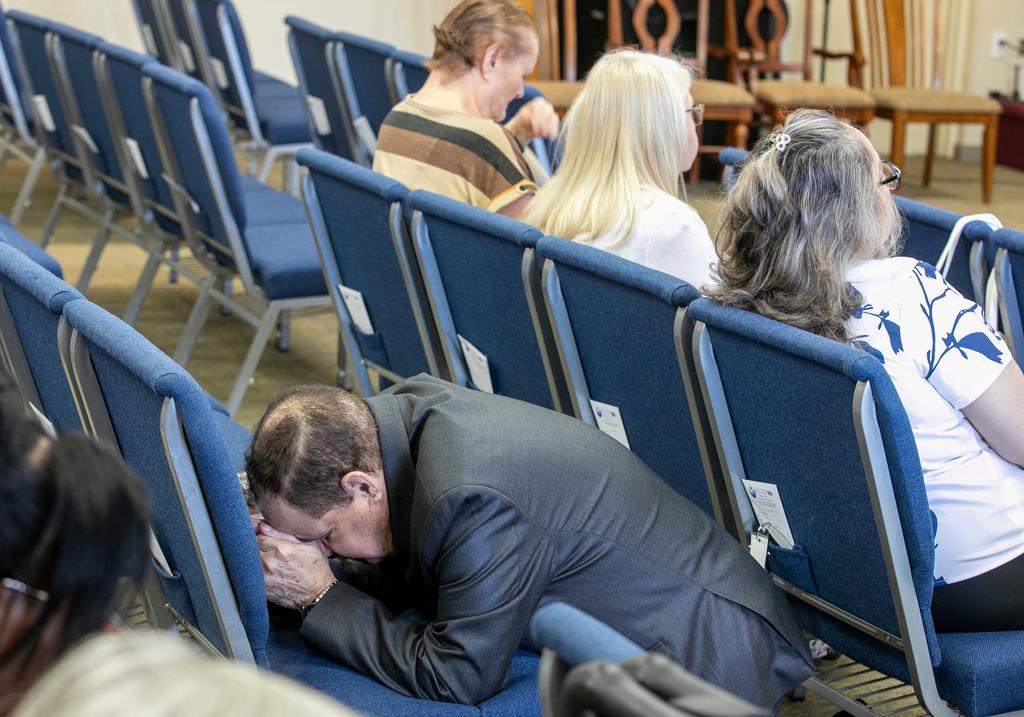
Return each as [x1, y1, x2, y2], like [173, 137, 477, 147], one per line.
[734, 119, 749, 149]
[889, 114, 907, 177]
[923, 123, 937, 187]
[982, 115, 998, 204]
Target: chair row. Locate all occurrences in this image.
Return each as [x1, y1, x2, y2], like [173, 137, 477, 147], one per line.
[0, 9, 331, 415]
[300, 150, 1024, 716]
[131, 0, 311, 183]
[0, 230, 542, 717]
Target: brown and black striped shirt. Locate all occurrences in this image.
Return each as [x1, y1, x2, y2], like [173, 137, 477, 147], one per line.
[373, 98, 542, 213]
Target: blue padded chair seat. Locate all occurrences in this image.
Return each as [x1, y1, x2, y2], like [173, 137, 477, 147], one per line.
[254, 72, 299, 99]
[254, 81, 310, 144]
[240, 177, 308, 225]
[933, 630, 1024, 717]
[244, 222, 327, 300]
[267, 628, 540, 716]
[0, 221, 62, 278]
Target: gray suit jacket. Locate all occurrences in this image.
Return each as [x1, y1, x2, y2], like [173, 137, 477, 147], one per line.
[301, 376, 813, 706]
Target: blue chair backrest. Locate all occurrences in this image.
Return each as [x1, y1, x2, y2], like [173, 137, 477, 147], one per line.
[535, 236, 714, 511]
[335, 31, 395, 135]
[688, 297, 940, 676]
[0, 2, 32, 144]
[993, 227, 1024, 362]
[164, 0, 203, 80]
[286, 16, 361, 162]
[49, 22, 130, 205]
[895, 196, 996, 304]
[95, 41, 179, 234]
[131, 0, 176, 66]
[531, 602, 644, 668]
[299, 149, 437, 395]
[7, 13, 77, 166]
[0, 241, 82, 430]
[409, 190, 563, 410]
[191, 0, 255, 125]
[143, 62, 248, 272]
[61, 299, 268, 664]
[386, 49, 428, 105]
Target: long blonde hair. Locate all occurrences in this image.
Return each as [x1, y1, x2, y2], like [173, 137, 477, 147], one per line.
[709, 110, 904, 342]
[524, 50, 695, 246]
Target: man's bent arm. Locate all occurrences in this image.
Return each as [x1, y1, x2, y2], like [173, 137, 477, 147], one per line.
[300, 490, 554, 704]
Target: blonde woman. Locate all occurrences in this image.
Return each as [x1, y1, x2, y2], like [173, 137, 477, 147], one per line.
[712, 109, 1024, 632]
[14, 632, 361, 717]
[525, 49, 716, 289]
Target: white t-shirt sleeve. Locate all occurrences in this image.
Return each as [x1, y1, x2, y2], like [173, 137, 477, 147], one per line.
[904, 262, 1009, 409]
[643, 198, 717, 291]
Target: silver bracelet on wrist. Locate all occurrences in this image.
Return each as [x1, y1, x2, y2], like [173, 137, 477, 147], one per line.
[300, 579, 338, 620]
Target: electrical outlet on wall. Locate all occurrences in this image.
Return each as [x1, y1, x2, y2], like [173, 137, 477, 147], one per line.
[993, 31, 1008, 60]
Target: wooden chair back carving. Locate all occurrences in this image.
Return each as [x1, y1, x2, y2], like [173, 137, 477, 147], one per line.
[723, 0, 814, 82]
[606, 0, 710, 71]
[858, 0, 942, 90]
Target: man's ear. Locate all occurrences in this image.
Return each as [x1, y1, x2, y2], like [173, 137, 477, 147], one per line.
[339, 471, 380, 500]
[479, 42, 501, 79]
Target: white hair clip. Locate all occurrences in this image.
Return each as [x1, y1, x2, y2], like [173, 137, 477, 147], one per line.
[768, 132, 792, 153]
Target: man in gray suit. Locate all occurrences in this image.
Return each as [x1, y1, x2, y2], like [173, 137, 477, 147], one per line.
[248, 375, 812, 707]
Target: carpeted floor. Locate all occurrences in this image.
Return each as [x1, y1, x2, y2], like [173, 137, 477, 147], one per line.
[7, 151, 1019, 715]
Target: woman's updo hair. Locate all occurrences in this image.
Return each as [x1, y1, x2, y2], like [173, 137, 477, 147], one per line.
[429, 0, 536, 75]
[709, 109, 904, 343]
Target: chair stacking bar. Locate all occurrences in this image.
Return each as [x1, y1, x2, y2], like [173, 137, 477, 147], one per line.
[535, 236, 736, 526]
[0, 2, 46, 226]
[685, 297, 1024, 717]
[409, 190, 570, 411]
[141, 62, 329, 415]
[0, 240, 82, 430]
[298, 149, 443, 396]
[186, 0, 312, 185]
[991, 227, 1024, 362]
[285, 16, 365, 164]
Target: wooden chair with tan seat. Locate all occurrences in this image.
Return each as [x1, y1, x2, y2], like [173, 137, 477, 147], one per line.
[853, 0, 1002, 203]
[606, 0, 756, 183]
[722, 0, 876, 127]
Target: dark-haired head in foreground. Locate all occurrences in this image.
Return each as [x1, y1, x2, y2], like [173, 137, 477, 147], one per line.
[0, 372, 150, 714]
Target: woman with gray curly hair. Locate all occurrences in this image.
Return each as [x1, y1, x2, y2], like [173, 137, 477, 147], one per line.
[711, 109, 1024, 632]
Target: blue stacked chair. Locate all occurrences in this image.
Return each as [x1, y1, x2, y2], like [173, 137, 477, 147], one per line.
[298, 149, 442, 396]
[685, 297, 1024, 717]
[0, 1, 46, 226]
[385, 48, 429, 106]
[286, 16, 366, 164]
[141, 62, 328, 415]
[0, 240, 81, 430]
[129, 0, 180, 68]
[160, 0, 204, 80]
[535, 236, 733, 525]
[991, 227, 1024, 362]
[335, 31, 396, 137]
[188, 0, 312, 183]
[7, 13, 167, 293]
[408, 190, 568, 411]
[0, 217, 61, 277]
[59, 298, 541, 717]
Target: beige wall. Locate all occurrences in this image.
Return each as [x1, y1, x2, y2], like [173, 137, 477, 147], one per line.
[5, 0, 460, 82]
[10, 0, 1020, 156]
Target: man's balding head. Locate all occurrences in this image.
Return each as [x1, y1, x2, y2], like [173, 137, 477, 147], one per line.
[245, 385, 381, 518]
